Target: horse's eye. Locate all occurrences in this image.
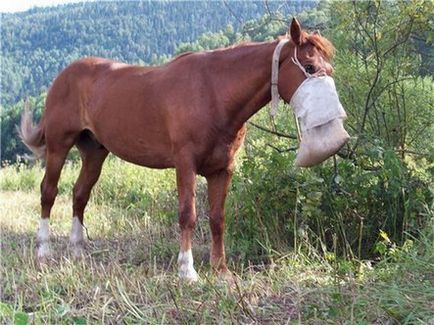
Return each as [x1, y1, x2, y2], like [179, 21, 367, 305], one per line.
[304, 64, 315, 74]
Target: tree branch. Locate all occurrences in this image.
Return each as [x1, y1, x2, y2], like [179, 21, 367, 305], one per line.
[222, 0, 244, 26]
[248, 121, 297, 140]
[266, 143, 298, 153]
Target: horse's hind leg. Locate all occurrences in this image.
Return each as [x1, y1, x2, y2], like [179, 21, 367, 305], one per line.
[38, 145, 73, 260]
[70, 131, 108, 257]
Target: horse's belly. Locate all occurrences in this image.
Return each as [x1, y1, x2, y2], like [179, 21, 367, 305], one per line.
[110, 150, 174, 169]
[86, 105, 174, 168]
[108, 144, 175, 169]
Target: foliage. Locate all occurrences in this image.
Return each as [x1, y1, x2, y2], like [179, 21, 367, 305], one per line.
[329, 0, 434, 155]
[1, 94, 45, 162]
[1, 158, 178, 224]
[222, 107, 433, 262]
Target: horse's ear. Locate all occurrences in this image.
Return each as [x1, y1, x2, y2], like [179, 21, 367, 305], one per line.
[290, 17, 303, 46]
[313, 30, 321, 36]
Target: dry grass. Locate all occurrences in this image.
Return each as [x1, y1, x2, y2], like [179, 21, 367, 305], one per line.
[1, 190, 433, 324]
[0, 191, 303, 324]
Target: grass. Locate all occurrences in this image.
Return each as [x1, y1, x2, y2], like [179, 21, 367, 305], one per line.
[1, 162, 434, 324]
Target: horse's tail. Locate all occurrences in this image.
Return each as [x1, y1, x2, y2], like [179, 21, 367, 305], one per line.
[17, 108, 46, 160]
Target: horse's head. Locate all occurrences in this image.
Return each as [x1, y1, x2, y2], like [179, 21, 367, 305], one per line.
[276, 18, 350, 167]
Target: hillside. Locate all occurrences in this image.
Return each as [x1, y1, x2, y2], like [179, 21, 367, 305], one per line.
[0, 0, 315, 106]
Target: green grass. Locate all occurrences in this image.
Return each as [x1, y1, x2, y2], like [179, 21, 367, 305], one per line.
[1, 161, 434, 323]
[1, 192, 433, 324]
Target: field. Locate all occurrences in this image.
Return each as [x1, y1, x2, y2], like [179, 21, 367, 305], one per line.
[2, 0, 434, 323]
[1, 158, 433, 324]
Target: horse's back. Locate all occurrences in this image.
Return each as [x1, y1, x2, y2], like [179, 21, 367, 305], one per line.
[46, 57, 132, 109]
[45, 56, 156, 123]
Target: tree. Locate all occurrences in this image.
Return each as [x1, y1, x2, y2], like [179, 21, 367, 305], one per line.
[328, 0, 434, 157]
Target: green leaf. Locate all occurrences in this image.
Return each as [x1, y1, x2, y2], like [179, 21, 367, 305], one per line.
[374, 241, 387, 255]
[72, 316, 87, 325]
[14, 312, 29, 325]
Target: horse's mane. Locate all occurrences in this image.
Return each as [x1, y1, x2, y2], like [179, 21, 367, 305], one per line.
[172, 51, 194, 61]
[305, 32, 335, 61]
[278, 31, 336, 61]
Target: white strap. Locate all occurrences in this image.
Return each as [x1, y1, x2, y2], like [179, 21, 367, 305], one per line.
[291, 47, 327, 78]
[270, 39, 289, 116]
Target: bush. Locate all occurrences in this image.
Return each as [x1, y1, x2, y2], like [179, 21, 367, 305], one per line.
[225, 109, 433, 262]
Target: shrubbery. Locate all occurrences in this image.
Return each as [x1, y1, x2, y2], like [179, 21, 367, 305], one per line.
[226, 114, 433, 262]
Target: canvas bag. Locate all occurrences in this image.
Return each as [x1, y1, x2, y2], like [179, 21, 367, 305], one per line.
[290, 76, 350, 167]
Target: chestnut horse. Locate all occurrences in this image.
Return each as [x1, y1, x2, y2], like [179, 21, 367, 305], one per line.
[19, 18, 334, 281]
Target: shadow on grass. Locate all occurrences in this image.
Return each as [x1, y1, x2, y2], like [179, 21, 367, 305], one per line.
[1, 226, 192, 271]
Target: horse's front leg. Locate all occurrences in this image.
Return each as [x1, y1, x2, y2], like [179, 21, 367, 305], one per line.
[176, 162, 199, 282]
[206, 169, 233, 278]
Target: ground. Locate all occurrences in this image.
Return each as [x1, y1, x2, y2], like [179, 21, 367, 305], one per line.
[1, 190, 433, 324]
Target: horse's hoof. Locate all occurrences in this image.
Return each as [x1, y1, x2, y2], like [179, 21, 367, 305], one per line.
[178, 250, 199, 283]
[179, 268, 200, 284]
[216, 270, 237, 288]
[37, 242, 51, 263]
[70, 243, 85, 259]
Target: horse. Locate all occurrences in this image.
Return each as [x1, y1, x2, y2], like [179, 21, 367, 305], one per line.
[19, 18, 337, 282]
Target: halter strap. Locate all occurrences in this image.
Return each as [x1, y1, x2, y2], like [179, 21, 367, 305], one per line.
[291, 47, 327, 78]
[270, 39, 289, 116]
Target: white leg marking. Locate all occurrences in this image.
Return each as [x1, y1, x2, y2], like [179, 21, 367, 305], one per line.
[69, 216, 84, 257]
[178, 249, 199, 282]
[37, 218, 51, 259]
[70, 216, 84, 244]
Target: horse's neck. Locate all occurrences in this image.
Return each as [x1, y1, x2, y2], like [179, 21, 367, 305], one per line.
[212, 40, 281, 131]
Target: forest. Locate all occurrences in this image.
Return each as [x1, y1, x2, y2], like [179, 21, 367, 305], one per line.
[1, 0, 433, 323]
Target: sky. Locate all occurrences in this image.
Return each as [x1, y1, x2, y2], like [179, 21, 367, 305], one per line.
[0, 0, 86, 13]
